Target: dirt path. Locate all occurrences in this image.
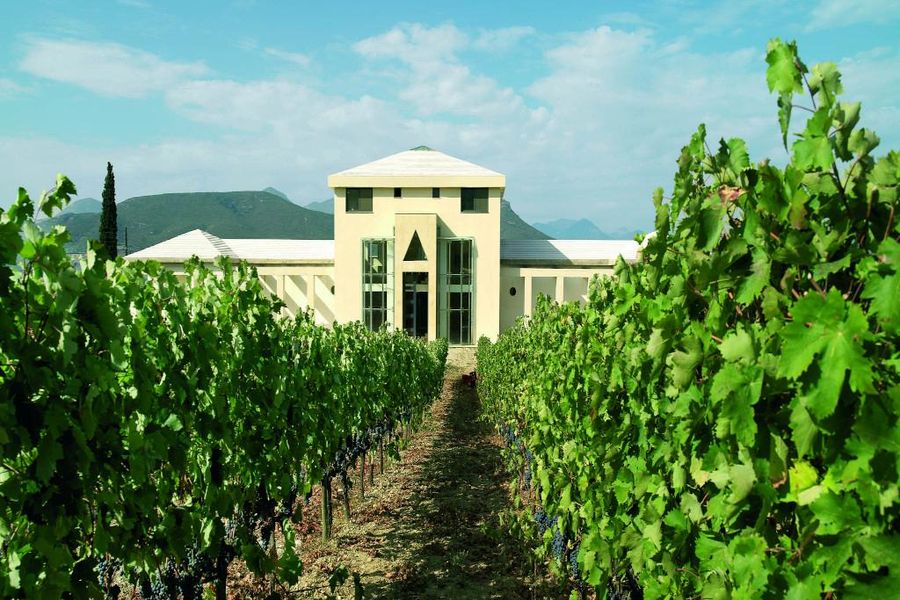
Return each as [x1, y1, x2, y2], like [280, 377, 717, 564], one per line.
[287, 354, 562, 599]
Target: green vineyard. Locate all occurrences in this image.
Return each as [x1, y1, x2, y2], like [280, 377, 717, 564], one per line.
[0, 180, 447, 596]
[1, 36, 898, 600]
[478, 40, 898, 599]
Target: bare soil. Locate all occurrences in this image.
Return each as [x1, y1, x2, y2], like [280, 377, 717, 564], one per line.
[232, 350, 565, 599]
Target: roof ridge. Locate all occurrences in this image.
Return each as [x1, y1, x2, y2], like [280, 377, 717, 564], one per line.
[331, 148, 504, 178]
[199, 230, 237, 258]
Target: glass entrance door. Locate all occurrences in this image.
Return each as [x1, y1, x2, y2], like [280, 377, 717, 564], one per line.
[402, 272, 428, 337]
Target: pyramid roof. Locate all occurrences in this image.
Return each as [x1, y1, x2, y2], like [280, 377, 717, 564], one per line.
[328, 147, 505, 188]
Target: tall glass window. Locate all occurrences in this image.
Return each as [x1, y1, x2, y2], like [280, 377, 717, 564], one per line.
[438, 239, 474, 345]
[362, 239, 393, 331]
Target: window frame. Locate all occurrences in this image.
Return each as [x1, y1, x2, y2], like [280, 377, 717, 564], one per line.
[460, 188, 489, 213]
[361, 238, 394, 331]
[346, 188, 374, 213]
[438, 238, 475, 345]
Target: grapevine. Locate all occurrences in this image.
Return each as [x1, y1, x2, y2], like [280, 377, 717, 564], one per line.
[478, 39, 899, 599]
[0, 181, 447, 597]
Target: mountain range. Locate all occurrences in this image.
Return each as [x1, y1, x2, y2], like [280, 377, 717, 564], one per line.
[531, 218, 639, 240]
[41, 187, 628, 254]
[43, 191, 332, 254]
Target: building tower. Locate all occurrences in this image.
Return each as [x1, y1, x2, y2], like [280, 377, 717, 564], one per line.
[328, 146, 504, 343]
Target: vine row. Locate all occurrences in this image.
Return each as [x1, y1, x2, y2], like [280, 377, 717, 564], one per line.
[477, 39, 898, 599]
[0, 184, 447, 598]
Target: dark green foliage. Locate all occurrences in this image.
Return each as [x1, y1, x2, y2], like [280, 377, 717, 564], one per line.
[99, 161, 117, 258]
[0, 181, 447, 595]
[478, 39, 898, 599]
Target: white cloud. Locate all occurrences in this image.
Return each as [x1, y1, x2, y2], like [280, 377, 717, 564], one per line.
[354, 23, 467, 66]
[354, 23, 534, 119]
[165, 79, 394, 136]
[19, 38, 209, 98]
[263, 48, 312, 68]
[472, 26, 535, 51]
[837, 47, 900, 141]
[519, 27, 775, 227]
[4, 23, 898, 233]
[806, 0, 900, 31]
[0, 78, 27, 99]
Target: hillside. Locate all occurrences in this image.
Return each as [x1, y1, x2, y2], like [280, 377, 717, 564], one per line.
[263, 187, 291, 201]
[533, 218, 640, 240]
[303, 197, 548, 240]
[44, 190, 333, 254]
[44, 189, 548, 254]
[35, 196, 101, 221]
[500, 200, 549, 240]
[305, 199, 334, 213]
[61, 196, 102, 215]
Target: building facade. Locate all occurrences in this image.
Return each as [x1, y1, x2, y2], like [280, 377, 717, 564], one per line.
[127, 147, 639, 344]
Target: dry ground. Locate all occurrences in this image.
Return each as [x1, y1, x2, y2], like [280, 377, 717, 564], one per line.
[232, 349, 565, 599]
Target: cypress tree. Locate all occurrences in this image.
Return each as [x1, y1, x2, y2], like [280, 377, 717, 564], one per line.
[99, 161, 118, 258]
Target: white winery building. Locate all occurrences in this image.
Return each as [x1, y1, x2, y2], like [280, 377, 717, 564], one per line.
[127, 147, 640, 344]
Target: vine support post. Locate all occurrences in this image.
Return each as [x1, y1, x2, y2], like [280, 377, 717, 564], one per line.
[359, 453, 366, 499]
[215, 546, 228, 600]
[379, 440, 384, 475]
[369, 462, 374, 486]
[321, 477, 333, 541]
[340, 473, 351, 520]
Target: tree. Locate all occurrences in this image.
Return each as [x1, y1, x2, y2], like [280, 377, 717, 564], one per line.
[99, 161, 118, 258]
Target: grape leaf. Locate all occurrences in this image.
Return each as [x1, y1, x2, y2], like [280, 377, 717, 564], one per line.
[848, 128, 880, 158]
[792, 136, 834, 171]
[736, 250, 771, 304]
[861, 239, 899, 333]
[808, 62, 842, 107]
[779, 290, 873, 418]
[766, 39, 803, 94]
[719, 327, 755, 364]
[728, 463, 757, 503]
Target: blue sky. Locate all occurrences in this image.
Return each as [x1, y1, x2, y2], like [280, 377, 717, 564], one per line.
[1, 0, 898, 231]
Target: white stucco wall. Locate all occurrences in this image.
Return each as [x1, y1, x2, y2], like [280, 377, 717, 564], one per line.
[332, 186, 502, 342]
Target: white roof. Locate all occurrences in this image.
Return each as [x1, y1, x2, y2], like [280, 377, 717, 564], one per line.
[128, 230, 637, 267]
[500, 239, 640, 265]
[223, 238, 334, 262]
[126, 229, 237, 261]
[332, 147, 503, 178]
[125, 229, 334, 264]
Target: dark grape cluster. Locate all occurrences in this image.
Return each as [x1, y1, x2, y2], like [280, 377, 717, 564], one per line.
[236, 489, 279, 552]
[567, 540, 581, 580]
[325, 417, 399, 480]
[533, 508, 557, 534]
[136, 551, 215, 600]
[96, 556, 121, 599]
[139, 561, 176, 600]
[499, 422, 518, 446]
[551, 529, 566, 561]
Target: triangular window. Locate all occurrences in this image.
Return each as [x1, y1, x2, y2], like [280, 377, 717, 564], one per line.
[403, 231, 427, 261]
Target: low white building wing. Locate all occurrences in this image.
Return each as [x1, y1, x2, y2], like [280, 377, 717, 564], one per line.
[129, 229, 336, 325]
